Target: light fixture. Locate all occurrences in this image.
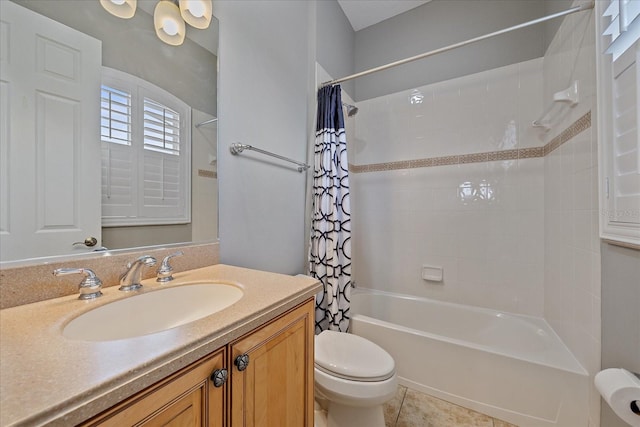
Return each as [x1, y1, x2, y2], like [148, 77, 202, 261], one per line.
[101, 0, 212, 46]
[100, 0, 137, 19]
[154, 0, 186, 46]
[179, 0, 212, 30]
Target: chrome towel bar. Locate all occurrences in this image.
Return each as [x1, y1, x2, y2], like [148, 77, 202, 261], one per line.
[195, 117, 218, 128]
[229, 143, 310, 172]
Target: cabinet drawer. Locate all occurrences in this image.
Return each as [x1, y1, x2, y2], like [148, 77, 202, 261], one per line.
[81, 349, 226, 427]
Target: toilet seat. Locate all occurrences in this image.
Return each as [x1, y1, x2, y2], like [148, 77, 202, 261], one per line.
[315, 330, 395, 382]
[314, 366, 398, 407]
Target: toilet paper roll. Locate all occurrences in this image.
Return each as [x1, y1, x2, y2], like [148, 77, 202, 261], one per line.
[595, 368, 640, 427]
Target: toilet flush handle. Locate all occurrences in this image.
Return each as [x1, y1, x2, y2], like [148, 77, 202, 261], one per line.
[234, 354, 250, 371]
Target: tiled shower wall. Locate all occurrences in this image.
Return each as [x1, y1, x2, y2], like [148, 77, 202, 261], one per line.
[348, 3, 601, 425]
[542, 4, 601, 427]
[350, 58, 547, 316]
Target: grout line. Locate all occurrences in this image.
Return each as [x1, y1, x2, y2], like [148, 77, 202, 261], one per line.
[394, 386, 408, 427]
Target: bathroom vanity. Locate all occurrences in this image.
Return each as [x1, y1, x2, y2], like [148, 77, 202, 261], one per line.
[0, 264, 320, 426]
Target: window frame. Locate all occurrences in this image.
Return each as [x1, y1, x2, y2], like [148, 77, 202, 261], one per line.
[596, 0, 640, 247]
[101, 67, 191, 227]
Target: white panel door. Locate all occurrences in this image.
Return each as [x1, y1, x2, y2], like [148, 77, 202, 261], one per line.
[0, 2, 102, 261]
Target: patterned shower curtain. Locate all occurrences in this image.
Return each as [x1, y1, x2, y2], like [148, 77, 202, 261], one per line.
[309, 84, 352, 334]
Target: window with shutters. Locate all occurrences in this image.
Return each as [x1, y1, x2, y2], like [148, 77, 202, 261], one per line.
[596, 0, 640, 247]
[101, 67, 191, 226]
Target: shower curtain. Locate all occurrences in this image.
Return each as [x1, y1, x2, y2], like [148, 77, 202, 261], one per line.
[309, 84, 352, 334]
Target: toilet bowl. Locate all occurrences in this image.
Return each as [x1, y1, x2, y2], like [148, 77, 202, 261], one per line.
[314, 330, 397, 427]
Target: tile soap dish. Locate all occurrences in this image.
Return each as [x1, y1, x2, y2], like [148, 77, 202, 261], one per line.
[422, 265, 443, 282]
[532, 80, 579, 131]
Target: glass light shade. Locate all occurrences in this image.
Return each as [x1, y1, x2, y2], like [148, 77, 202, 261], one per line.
[100, 0, 137, 19]
[179, 0, 212, 29]
[154, 0, 186, 46]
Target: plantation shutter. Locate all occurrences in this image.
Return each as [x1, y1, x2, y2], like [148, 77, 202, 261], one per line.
[603, 0, 640, 60]
[101, 85, 136, 219]
[140, 96, 185, 219]
[598, 0, 640, 245]
[609, 44, 640, 225]
[100, 68, 190, 226]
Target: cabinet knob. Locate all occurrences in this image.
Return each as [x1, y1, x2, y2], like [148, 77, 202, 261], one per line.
[210, 368, 228, 387]
[234, 354, 250, 371]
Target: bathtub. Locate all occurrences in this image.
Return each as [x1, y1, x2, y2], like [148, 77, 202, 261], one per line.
[350, 289, 589, 427]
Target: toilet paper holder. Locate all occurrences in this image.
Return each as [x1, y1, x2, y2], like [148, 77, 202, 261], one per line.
[630, 372, 640, 416]
[595, 368, 640, 426]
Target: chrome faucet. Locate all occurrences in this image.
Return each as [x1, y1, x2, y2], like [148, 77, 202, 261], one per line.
[53, 268, 103, 300]
[156, 251, 184, 283]
[119, 255, 156, 291]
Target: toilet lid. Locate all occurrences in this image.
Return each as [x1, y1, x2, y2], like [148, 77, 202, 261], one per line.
[315, 330, 395, 381]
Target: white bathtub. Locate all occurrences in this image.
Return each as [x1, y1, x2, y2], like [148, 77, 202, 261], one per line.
[350, 289, 589, 427]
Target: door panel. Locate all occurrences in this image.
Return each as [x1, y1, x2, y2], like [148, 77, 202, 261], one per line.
[230, 300, 314, 427]
[0, 1, 102, 261]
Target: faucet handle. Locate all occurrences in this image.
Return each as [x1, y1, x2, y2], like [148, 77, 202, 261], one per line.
[157, 251, 184, 283]
[53, 268, 103, 300]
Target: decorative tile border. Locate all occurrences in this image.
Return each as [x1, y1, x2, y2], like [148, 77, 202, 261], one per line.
[350, 112, 591, 173]
[519, 146, 545, 158]
[543, 111, 591, 156]
[198, 169, 217, 179]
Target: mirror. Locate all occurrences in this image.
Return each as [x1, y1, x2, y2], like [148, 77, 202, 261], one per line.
[0, 0, 218, 263]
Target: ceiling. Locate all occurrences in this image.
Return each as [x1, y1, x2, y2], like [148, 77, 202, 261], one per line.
[337, 0, 431, 31]
[137, 0, 428, 48]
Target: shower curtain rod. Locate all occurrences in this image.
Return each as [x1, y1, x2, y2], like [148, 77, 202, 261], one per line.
[321, 2, 594, 88]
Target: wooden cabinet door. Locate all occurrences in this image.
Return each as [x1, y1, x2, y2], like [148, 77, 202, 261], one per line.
[229, 299, 314, 427]
[81, 349, 226, 427]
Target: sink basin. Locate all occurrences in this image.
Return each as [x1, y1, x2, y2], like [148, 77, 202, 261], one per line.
[63, 282, 243, 341]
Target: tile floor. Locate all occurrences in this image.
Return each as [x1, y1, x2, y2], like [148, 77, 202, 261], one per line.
[383, 385, 519, 427]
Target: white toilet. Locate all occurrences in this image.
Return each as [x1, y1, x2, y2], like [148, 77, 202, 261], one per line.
[314, 330, 398, 427]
